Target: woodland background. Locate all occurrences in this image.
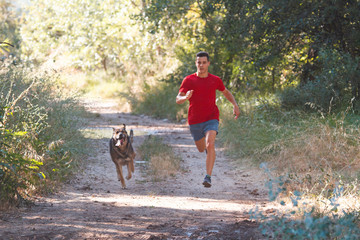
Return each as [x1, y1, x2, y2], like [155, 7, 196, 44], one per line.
[1, 0, 360, 238]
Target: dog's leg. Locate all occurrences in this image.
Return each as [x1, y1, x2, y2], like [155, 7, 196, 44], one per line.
[126, 162, 132, 180]
[130, 158, 135, 173]
[116, 162, 126, 189]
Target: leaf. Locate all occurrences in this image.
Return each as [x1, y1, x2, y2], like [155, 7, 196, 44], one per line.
[28, 165, 39, 170]
[304, 215, 313, 229]
[14, 131, 27, 136]
[30, 159, 43, 166]
[291, 197, 298, 207]
[38, 172, 46, 179]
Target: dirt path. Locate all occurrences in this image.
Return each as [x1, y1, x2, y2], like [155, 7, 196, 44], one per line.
[0, 98, 272, 240]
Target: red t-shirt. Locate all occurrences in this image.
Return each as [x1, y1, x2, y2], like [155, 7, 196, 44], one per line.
[179, 73, 226, 125]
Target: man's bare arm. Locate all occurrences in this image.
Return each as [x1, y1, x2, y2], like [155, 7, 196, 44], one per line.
[221, 88, 240, 119]
[176, 90, 193, 104]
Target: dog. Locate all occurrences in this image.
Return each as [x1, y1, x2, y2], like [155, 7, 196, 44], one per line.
[109, 124, 135, 189]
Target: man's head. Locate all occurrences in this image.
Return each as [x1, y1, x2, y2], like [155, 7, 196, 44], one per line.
[195, 51, 210, 77]
[196, 51, 210, 61]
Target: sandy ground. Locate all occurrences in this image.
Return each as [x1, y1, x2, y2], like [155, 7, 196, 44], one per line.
[0, 98, 273, 240]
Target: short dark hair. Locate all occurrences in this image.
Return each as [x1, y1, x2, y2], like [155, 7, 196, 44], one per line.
[196, 51, 210, 61]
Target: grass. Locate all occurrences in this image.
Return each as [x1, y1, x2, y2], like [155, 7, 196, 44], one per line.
[220, 103, 360, 195]
[0, 63, 93, 208]
[130, 81, 187, 121]
[137, 135, 182, 181]
[217, 96, 360, 239]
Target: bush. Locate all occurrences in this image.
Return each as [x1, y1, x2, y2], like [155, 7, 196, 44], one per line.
[0, 108, 44, 207]
[131, 81, 187, 121]
[280, 49, 360, 112]
[220, 96, 360, 238]
[0, 63, 90, 208]
[251, 165, 360, 239]
[221, 101, 360, 193]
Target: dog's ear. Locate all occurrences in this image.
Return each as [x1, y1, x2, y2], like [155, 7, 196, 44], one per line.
[130, 129, 134, 143]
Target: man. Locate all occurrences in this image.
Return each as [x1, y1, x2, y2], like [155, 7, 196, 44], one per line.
[176, 51, 240, 188]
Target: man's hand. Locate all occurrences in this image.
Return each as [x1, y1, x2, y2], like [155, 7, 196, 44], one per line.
[233, 104, 240, 120]
[185, 90, 193, 100]
[221, 88, 240, 120]
[176, 90, 193, 104]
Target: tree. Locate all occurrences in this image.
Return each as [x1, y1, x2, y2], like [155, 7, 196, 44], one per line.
[20, 0, 179, 78]
[140, 0, 360, 108]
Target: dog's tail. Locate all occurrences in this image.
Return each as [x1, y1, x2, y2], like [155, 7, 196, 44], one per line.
[129, 129, 134, 143]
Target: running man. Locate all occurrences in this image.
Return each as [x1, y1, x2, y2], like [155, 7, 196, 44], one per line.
[176, 51, 240, 188]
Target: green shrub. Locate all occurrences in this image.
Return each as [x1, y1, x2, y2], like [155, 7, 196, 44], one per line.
[220, 99, 360, 190]
[0, 110, 44, 207]
[251, 166, 360, 239]
[0, 64, 91, 208]
[280, 49, 360, 112]
[219, 103, 311, 162]
[220, 96, 360, 239]
[131, 81, 187, 121]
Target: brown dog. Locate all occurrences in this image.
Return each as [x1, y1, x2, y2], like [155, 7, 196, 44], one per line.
[109, 124, 135, 189]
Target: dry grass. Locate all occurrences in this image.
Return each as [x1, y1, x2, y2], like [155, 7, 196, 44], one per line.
[148, 153, 181, 181]
[137, 135, 182, 181]
[266, 122, 360, 196]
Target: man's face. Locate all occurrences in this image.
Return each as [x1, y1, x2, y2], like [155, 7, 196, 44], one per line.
[195, 56, 210, 74]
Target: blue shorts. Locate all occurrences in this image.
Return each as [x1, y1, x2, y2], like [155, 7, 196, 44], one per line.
[189, 119, 219, 142]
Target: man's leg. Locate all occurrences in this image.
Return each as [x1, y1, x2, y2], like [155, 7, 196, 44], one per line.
[205, 130, 217, 176]
[194, 137, 206, 153]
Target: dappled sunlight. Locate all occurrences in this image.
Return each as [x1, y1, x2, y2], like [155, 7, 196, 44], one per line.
[0, 98, 269, 239]
[61, 192, 257, 213]
[15, 192, 265, 239]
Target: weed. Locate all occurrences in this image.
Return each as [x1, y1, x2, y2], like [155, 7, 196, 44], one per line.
[137, 135, 182, 181]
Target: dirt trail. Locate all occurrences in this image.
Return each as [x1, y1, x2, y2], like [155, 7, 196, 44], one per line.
[0, 98, 272, 240]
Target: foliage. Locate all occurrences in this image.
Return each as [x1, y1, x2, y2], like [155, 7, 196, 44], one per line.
[220, 97, 360, 238]
[131, 80, 187, 121]
[20, 0, 179, 75]
[0, 0, 20, 56]
[0, 111, 44, 206]
[137, 135, 182, 181]
[220, 99, 360, 191]
[280, 49, 360, 111]
[0, 63, 90, 208]
[250, 165, 360, 239]
[139, 0, 360, 110]
[219, 101, 306, 161]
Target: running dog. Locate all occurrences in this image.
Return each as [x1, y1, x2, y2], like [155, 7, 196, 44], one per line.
[109, 124, 135, 189]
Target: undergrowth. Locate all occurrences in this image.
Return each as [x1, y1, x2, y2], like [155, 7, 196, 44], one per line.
[250, 164, 360, 239]
[0, 63, 92, 209]
[137, 135, 182, 181]
[130, 81, 187, 121]
[219, 96, 360, 238]
[220, 99, 360, 195]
